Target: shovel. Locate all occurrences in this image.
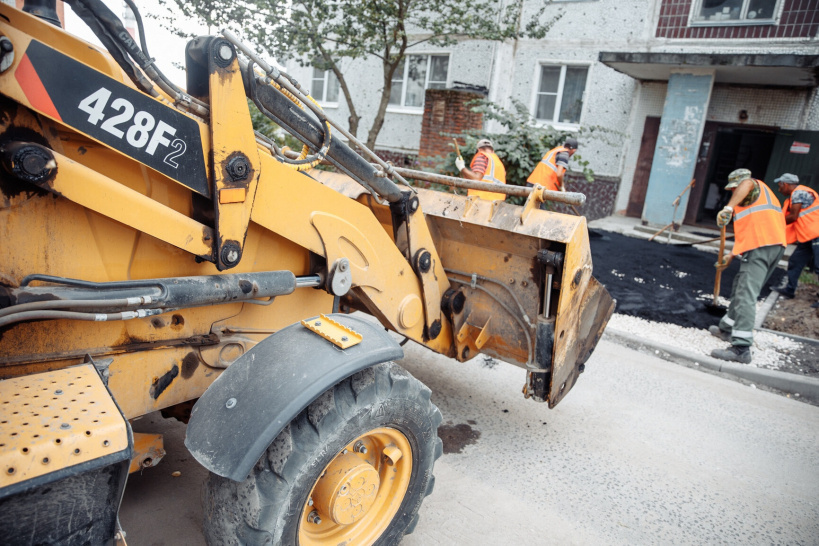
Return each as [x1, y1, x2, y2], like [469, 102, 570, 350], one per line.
[706, 226, 730, 316]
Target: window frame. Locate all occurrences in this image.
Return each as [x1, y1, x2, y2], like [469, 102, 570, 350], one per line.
[529, 61, 591, 130]
[387, 53, 450, 114]
[311, 67, 340, 108]
[688, 0, 782, 27]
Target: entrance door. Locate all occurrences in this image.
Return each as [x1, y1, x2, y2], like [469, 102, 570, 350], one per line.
[694, 126, 777, 224]
[764, 130, 819, 200]
[626, 116, 660, 218]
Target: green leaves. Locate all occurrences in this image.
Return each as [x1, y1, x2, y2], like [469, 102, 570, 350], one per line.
[165, 0, 560, 148]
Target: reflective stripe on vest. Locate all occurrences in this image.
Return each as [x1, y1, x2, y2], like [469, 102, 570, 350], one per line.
[732, 181, 787, 255]
[798, 202, 819, 218]
[734, 185, 781, 220]
[482, 155, 503, 185]
[787, 185, 819, 242]
[539, 146, 568, 174]
[476, 151, 505, 185]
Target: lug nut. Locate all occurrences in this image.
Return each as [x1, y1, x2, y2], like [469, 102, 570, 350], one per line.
[354, 441, 368, 454]
[307, 510, 321, 525]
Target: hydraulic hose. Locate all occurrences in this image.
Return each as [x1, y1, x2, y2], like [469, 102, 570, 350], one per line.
[65, 0, 209, 117]
[222, 29, 411, 203]
[0, 296, 154, 319]
[0, 308, 167, 328]
[247, 61, 331, 171]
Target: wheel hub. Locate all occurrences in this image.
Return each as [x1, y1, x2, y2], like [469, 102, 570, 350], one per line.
[312, 452, 380, 525]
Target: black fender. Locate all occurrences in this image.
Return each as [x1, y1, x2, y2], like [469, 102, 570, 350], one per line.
[184, 314, 403, 482]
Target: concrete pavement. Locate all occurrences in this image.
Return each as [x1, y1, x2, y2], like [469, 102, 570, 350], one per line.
[400, 340, 819, 545]
[119, 339, 819, 545]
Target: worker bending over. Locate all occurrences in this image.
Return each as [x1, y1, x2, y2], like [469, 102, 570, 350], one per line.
[709, 168, 787, 364]
[528, 137, 578, 193]
[455, 138, 507, 201]
[771, 173, 819, 302]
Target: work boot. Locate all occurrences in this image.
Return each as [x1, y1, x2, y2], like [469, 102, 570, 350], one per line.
[708, 325, 731, 342]
[771, 286, 795, 299]
[711, 345, 751, 364]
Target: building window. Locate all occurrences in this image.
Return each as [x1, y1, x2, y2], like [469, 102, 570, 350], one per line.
[389, 54, 449, 109]
[690, 0, 780, 25]
[533, 64, 588, 126]
[311, 68, 340, 105]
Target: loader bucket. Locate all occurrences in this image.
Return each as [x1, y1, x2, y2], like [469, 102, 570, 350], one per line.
[313, 172, 614, 407]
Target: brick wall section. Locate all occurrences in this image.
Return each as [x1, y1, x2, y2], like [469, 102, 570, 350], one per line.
[656, 0, 819, 39]
[418, 89, 485, 162]
[373, 149, 418, 168]
[550, 173, 620, 222]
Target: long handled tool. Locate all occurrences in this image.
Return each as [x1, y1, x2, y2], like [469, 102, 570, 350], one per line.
[452, 138, 462, 162]
[706, 226, 731, 315]
[674, 233, 734, 247]
[649, 178, 696, 242]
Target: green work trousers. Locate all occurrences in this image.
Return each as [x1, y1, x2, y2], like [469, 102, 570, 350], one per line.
[719, 245, 785, 347]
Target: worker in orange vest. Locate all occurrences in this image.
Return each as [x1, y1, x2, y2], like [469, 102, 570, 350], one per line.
[708, 168, 787, 364]
[527, 137, 578, 193]
[455, 138, 507, 201]
[771, 173, 819, 306]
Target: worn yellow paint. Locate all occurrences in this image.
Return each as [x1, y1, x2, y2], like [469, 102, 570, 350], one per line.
[250, 157, 437, 345]
[0, 6, 213, 198]
[0, 364, 129, 487]
[45, 151, 214, 258]
[520, 183, 545, 224]
[208, 51, 261, 267]
[129, 432, 165, 474]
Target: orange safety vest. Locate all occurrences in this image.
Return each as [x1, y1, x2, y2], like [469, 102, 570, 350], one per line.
[732, 180, 787, 256]
[782, 184, 819, 244]
[467, 150, 507, 201]
[527, 146, 569, 192]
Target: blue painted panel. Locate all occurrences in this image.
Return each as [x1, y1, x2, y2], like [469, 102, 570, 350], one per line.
[643, 72, 713, 225]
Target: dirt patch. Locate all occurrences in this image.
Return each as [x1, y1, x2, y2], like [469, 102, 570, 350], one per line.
[763, 278, 819, 338]
[438, 422, 481, 454]
[589, 232, 784, 330]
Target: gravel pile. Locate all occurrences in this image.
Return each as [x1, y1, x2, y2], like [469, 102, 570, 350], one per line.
[608, 313, 802, 370]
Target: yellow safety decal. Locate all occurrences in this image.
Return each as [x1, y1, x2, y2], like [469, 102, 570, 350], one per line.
[301, 314, 363, 349]
[0, 364, 129, 488]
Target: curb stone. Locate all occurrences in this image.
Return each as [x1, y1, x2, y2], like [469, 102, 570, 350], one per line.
[603, 327, 819, 404]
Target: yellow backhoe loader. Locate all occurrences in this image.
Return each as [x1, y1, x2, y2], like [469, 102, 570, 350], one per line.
[0, 1, 614, 543]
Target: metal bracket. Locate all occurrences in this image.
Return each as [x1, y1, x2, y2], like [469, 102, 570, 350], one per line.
[84, 354, 114, 386]
[207, 38, 261, 270]
[327, 257, 352, 296]
[520, 184, 545, 224]
[301, 314, 363, 349]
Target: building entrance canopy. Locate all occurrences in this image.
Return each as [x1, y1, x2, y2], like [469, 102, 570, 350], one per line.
[599, 52, 819, 88]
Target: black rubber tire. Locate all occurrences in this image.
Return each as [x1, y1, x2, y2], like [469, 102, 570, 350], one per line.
[202, 361, 443, 545]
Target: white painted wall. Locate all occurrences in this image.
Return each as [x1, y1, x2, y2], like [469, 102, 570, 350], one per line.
[284, 0, 818, 208]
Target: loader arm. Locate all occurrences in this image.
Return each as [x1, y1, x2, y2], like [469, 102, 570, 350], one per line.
[0, 2, 611, 405]
[1, 1, 613, 543]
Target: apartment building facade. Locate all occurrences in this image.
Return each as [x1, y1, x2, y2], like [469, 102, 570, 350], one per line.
[288, 0, 819, 224]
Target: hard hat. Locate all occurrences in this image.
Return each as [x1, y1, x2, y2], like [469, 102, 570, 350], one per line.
[725, 168, 752, 190]
[476, 138, 493, 149]
[774, 173, 799, 186]
[564, 137, 579, 150]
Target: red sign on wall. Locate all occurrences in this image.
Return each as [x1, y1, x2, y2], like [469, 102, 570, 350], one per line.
[790, 141, 811, 154]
